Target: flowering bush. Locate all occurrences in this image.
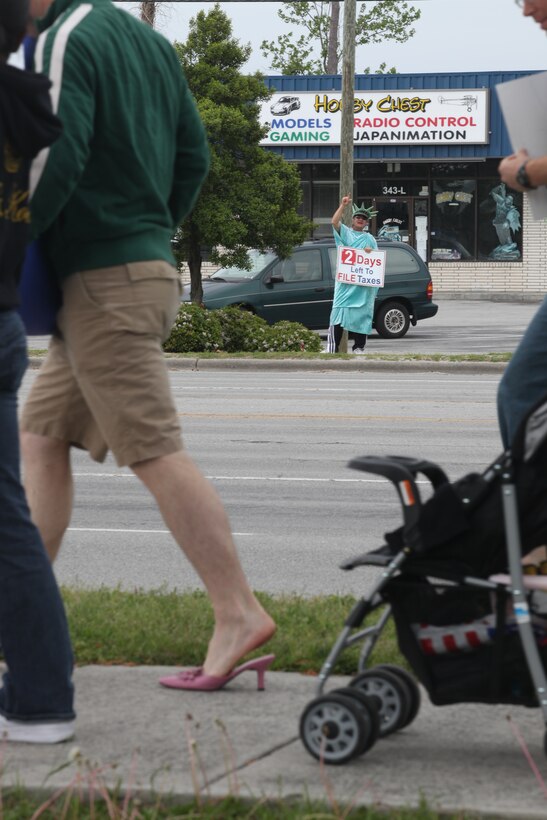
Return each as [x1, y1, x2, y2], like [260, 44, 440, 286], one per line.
[215, 306, 269, 352]
[163, 303, 222, 352]
[263, 320, 322, 353]
[163, 304, 323, 354]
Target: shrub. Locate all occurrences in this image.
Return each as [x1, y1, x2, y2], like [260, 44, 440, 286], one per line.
[163, 303, 222, 352]
[216, 306, 269, 352]
[164, 303, 323, 354]
[263, 320, 323, 353]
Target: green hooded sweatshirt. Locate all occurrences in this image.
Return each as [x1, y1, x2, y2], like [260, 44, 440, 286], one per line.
[30, 0, 210, 280]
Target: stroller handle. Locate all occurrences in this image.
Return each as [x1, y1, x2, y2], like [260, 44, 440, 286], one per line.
[348, 455, 424, 548]
[384, 456, 449, 489]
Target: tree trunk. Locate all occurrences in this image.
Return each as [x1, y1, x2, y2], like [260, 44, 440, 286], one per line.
[140, 1, 156, 28]
[188, 226, 203, 304]
[326, 2, 340, 74]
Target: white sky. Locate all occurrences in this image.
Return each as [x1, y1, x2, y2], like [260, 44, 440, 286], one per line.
[115, 0, 547, 76]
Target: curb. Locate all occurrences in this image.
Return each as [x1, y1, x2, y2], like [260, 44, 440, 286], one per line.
[27, 356, 507, 374]
[164, 357, 508, 374]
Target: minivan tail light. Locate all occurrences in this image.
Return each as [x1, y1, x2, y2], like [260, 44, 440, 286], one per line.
[426, 281, 433, 301]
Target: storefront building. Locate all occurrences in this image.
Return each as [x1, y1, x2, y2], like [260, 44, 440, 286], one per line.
[261, 71, 545, 300]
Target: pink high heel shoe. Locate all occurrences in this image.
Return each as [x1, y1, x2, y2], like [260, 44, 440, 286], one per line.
[159, 654, 275, 692]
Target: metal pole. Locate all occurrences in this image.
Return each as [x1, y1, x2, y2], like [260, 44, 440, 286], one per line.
[338, 0, 356, 354]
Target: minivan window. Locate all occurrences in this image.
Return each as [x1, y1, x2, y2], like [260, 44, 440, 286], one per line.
[211, 250, 277, 281]
[328, 246, 337, 278]
[272, 249, 323, 282]
[385, 246, 420, 275]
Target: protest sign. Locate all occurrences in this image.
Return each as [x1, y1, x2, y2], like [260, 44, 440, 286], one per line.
[335, 246, 386, 287]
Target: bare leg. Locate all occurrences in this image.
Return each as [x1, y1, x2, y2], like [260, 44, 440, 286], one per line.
[20, 432, 73, 562]
[132, 450, 276, 677]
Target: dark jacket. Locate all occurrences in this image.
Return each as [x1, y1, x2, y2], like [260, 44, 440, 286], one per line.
[0, 62, 61, 309]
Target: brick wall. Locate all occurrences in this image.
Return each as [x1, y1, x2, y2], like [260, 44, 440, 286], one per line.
[179, 261, 218, 287]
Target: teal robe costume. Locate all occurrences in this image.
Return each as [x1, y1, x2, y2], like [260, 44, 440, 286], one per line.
[330, 223, 379, 335]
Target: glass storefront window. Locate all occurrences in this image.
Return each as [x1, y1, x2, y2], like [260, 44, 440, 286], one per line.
[313, 182, 341, 217]
[430, 163, 478, 178]
[430, 178, 476, 261]
[311, 163, 339, 179]
[477, 180, 523, 261]
[294, 161, 522, 262]
[312, 180, 356, 237]
[298, 181, 311, 218]
[476, 159, 503, 178]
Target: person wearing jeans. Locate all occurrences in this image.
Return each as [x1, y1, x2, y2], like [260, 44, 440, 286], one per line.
[0, 0, 75, 741]
[0, 313, 75, 740]
[497, 0, 547, 447]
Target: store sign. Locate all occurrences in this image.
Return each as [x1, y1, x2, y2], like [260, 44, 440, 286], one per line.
[336, 246, 386, 288]
[261, 90, 489, 146]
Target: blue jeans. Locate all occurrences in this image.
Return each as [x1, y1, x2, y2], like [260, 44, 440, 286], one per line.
[0, 311, 74, 721]
[497, 297, 547, 450]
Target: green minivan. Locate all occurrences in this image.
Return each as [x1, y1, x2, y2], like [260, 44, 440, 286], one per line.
[187, 240, 438, 338]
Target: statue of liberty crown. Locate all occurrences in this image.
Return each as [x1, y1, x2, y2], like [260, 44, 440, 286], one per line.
[352, 203, 378, 219]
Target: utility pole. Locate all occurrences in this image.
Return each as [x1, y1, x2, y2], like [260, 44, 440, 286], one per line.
[326, 1, 340, 74]
[338, 0, 356, 353]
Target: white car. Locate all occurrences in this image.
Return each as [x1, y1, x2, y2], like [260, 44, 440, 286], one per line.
[270, 96, 301, 115]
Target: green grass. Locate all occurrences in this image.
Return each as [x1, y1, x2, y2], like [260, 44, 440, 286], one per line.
[63, 588, 401, 673]
[28, 349, 511, 363]
[163, 351, 512, 362]
[0, 790, 481, 819]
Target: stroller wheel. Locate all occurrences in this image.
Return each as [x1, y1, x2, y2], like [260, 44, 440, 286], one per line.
[331, 687, 381, 752]
[299, 693, 372, 764]
[349, 668, 410, 737]
[374, 664, 421, 729]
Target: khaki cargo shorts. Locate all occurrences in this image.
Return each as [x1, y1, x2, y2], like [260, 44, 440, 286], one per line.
[21, 261, 183, 467]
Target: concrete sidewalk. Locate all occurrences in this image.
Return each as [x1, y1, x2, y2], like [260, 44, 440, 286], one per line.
[5, 665, 547, 818]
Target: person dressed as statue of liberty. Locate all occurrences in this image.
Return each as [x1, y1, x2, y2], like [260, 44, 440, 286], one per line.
[490, 183, 521, 260]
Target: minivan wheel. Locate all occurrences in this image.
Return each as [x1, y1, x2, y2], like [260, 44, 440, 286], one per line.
[376, 302, 410, 339]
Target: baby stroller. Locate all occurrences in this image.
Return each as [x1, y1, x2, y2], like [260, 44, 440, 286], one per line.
[299, 393, 547, 764]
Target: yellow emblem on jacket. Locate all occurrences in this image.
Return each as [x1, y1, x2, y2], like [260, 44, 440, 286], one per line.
[4, 142, 21, 174]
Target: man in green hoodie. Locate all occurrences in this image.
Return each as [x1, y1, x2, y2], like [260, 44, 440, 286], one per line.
[21, 0, 276, 688]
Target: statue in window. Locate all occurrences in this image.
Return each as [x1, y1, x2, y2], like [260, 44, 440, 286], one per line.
[489, 183, 521, 260]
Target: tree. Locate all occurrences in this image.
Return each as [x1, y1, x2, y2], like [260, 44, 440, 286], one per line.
[174, 5, 311, 304]
[261, 0, 421, 75]
[139, 1, 155, 28]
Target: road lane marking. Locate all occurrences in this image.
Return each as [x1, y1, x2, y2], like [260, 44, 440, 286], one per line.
[175, 412, 496, 422]
[169, 376, 502, 383]
[66, 527, 253, 535]
[72, 473, 430, 483]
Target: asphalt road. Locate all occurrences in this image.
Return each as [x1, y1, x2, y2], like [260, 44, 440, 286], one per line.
[17, 364, 505, 595]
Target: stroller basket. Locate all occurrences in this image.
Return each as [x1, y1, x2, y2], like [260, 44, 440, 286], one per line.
[384, 575, 547, 708]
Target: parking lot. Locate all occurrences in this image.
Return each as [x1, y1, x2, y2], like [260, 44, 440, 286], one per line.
[318, 297, 540, 354]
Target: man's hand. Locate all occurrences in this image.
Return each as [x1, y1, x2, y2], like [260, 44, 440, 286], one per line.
[498, 148, 531, 192]
[332, 195, 352, 229]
